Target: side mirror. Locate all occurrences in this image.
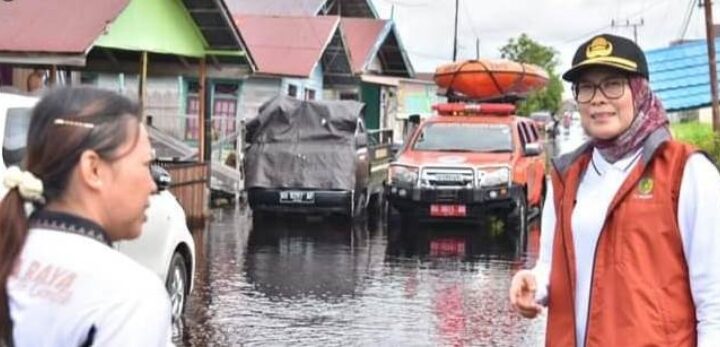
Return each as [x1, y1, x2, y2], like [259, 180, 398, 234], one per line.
[150, 164, 172, 191]
[524, 143, 543, 157]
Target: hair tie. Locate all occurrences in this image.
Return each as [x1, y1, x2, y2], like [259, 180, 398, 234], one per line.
[3, 166, 45, 204]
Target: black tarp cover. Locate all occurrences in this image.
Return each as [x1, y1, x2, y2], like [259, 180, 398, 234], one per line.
[245, 95, 364, 190]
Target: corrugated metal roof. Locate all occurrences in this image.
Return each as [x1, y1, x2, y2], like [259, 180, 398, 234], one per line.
[340, 18, 413, 77]
[0, 0, 253, 69]
[646, 39, 720, 111]
[227, 0, 326, 16]
[227, 0, 377, 18]
[341, 18, 388, 73]
[0, 0, 129, 53]
[234, 15, 339, 77]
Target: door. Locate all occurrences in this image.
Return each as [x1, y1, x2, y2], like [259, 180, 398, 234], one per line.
[361, 82, 381, 130]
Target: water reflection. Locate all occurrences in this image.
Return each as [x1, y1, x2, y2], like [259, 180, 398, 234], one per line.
[246, 216, 375, 300]
[178, 206, 546, 346]
[384, 217, 545, 346]
[173, 132, 601, 345]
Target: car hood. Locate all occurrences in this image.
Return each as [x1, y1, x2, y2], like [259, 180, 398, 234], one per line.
[394, 150, 513, 167]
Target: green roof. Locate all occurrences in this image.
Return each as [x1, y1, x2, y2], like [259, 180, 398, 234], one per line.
[94, 0, 207, 58]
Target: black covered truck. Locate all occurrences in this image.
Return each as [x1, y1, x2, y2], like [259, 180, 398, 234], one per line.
[245, 96, 392, 220]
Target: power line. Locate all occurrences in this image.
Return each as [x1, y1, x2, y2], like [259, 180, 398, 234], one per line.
[561, 0, 671, 45]
[678, 0, 697, 41]
[611, 18, 645, 42]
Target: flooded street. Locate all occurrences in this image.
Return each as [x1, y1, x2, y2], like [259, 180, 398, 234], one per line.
[179, 210, 545, 346]
[177, 127, 585, 346]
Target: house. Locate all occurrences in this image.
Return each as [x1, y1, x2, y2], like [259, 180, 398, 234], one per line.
[0, 0, 255, 201]
[0, 0, 254, 152]
[233, 15, 353, 120]
[231, 0, 417, 134]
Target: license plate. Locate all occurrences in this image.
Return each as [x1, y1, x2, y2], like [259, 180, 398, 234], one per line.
[430, 204, 466, 217]
[279, 191, 315, 204]
[435, 174, 463, 182]
[430, 238, 466, 257]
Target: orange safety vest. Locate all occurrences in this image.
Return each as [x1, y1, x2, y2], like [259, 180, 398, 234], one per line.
[546, 129, 698, 347]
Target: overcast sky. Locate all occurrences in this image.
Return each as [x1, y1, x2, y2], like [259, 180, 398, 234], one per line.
[370, 0, 712, 78]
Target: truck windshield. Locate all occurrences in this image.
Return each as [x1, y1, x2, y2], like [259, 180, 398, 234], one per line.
[412, 123, 512, 152]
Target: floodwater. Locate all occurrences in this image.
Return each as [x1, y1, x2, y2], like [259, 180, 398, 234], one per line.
[176, 128, 586, 346]
[177, 209, 546, 347]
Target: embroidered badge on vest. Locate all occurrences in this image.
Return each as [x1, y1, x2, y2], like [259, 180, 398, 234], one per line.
[634, 176, 654, 199]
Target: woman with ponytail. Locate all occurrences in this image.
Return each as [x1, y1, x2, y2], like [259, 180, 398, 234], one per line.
[509, 34, 720, 346]
[1, 87, 171, 346]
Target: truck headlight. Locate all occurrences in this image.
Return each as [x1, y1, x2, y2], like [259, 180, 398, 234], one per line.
[388, 165, 419, 185]
[477, 167, 510, 187]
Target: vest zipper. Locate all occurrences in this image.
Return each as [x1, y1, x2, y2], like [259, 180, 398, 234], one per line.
[560, 195, 579, 347]
[582, 216, 611, 347]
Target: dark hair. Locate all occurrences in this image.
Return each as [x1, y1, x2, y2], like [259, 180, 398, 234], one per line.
[0, 86, 141, 342]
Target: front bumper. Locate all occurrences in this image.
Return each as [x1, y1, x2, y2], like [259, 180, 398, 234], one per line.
[385, 183, 522, 218]
[248, 188, 351, 214]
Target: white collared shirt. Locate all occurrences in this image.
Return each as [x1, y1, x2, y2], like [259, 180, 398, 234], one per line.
[532, 148, 720, 347]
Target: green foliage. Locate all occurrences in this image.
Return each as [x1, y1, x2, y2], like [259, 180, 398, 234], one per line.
[500, 33, 563, 116]
[671, 122, 720, 164]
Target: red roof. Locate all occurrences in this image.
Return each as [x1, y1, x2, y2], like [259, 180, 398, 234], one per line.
[234, 15, 340, 77]
[340, 18, 388, 73]
[0, 0, 129, 53]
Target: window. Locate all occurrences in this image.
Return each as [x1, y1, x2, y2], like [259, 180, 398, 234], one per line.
[304, 88, 316, 101]
[517, 123, 529, 146]
[528, 122, 539, 141]
[288, 84, 298, 98]
[412, 123, 512, 152]
[340, 92, 359, 100]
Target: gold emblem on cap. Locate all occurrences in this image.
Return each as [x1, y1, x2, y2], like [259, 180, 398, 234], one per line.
[586, 37, 613, 59]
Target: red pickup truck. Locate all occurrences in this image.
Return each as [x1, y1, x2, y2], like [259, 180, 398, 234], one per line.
[385, 102, 546, 233]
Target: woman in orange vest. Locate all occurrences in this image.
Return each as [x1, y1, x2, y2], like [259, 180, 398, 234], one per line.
[510, 34, 720, 346]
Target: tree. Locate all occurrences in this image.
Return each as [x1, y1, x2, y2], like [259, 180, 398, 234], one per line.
[499, 33, 563, 116]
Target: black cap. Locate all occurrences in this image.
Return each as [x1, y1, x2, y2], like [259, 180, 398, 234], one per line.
[562, 34, 648, 82]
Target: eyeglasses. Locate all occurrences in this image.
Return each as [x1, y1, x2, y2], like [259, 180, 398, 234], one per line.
[573, 77, 627, 103]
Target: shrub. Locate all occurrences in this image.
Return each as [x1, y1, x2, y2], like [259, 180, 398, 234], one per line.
[670, 122, 720, 164]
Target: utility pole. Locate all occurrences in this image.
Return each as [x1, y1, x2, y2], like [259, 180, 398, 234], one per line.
[611, 18, 644, 43]
[476, 38, 480, 60]
[702, 0, 720, 133]
[453, 0, 459, 61]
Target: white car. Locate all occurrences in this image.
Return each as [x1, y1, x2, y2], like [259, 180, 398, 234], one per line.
[0, 92, 195, 323]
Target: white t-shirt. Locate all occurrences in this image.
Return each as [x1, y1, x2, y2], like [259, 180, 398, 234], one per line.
[8, 228, 173, 346]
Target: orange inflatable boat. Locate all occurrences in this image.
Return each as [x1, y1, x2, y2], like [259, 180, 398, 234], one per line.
[434, 59, 549, 100]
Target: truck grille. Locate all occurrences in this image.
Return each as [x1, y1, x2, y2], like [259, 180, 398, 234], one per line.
[421, 167, 474, 188]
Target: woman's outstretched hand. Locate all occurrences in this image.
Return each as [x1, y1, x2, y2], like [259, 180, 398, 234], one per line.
[509, 270, 543, 319]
